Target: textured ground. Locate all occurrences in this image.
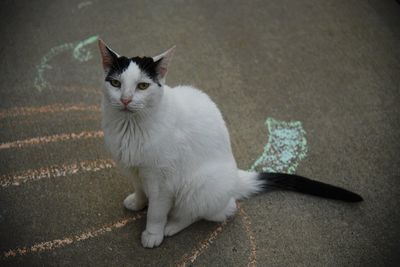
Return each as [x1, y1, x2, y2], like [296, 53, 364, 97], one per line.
[1, 0, 399, 266]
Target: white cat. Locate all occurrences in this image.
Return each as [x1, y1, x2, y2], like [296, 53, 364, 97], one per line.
[98, 40, 362, 248]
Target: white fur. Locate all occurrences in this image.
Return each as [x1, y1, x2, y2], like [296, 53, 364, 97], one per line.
[101, 59, 261, 248]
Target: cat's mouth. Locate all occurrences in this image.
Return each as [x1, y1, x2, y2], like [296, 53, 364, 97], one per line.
[118, 104, 143, 113]
[119, 105, 133, 113]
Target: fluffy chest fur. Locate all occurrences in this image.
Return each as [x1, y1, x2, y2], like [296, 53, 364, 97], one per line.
[101, 85, 232, 170]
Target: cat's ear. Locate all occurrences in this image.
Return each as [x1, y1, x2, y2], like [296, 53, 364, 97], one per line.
[153, 45, 176, 82]
[98, 39, 119, 72]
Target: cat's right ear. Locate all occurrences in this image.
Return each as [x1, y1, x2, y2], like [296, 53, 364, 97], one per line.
[152, 46, 176, 83]
[98, 39, 119, 73]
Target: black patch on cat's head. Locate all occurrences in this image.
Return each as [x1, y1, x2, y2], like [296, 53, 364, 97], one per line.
[106, 56, 131, 78]
[106, 55, 161, 86]
[131, 56, 160, 84]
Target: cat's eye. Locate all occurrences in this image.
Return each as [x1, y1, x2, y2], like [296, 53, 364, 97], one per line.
[110, 79, 121, 88]
[137, 82, 150, 90]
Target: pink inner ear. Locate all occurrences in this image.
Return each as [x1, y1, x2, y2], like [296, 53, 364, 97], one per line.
[100, 48, 114, 71]
[101, 55, 113, 70]
[158, 66, 168, 78]
[98, 40, 114, 71]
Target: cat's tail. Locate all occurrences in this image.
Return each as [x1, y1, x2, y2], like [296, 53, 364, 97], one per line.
[236, 170, 363, 202]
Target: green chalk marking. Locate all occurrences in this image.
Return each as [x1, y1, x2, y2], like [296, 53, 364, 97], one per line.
[73, 35, 99, 62]
[78, 1, 92, 9]
[34, 35, 99, 92]
[34, 43, 74, 92]
[250, 118, 308, 173]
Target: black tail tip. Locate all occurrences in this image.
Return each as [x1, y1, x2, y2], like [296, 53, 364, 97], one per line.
[325, 188, 364, 203]
[346, 193, 364, 202]
[259, 172, 364, 203]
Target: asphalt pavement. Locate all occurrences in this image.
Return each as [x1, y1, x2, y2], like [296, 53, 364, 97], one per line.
[1, 0, 399, 266]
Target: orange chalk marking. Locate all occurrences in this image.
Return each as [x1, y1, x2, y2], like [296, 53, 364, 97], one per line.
[238, 203, 257, 267]
[176, 203, 257, 267]
[0, 130, 103, 150]
[3, 213, 143, 258]
[0, 104, 100, 119]
[176, 221, 227, 267]
[0, 159, 115, 188]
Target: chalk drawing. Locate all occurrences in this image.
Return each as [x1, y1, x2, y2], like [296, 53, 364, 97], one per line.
[0, 103, 99, 119]
[78, 1, 92, 9]
[0, 159, 115, 188]
[0, 117, 308, 264]
[72, 35, 98, 62]
[250, 117, 307, 174]
[7, 114, 99, 128]
[237, 203, 257, 267]
[242, 117, 307, 266]
[34, 35, 98, 91]
[3, 212, 144, 258]
[176, 221, 228, 266]
[0, 130, 103, 150]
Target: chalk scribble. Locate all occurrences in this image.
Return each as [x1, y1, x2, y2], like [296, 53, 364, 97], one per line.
[251, 117, 307, 174]
[34, 35, 98, 91]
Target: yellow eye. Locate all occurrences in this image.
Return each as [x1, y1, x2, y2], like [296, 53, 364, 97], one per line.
[137, 82, 150, 90]
[110, 79, 121, 88]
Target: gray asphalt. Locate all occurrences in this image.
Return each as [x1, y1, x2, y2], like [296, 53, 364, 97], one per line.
[1, 0, 399, 266]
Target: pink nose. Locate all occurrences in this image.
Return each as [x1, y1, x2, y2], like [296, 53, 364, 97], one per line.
[121, 98, 132, 106]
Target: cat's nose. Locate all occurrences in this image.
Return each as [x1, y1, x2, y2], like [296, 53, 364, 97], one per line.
[120, 98, 132, 106]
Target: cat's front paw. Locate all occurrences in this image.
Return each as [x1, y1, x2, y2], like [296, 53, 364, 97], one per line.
[141, 230, 164, 248]
[123, 193, 147, 211]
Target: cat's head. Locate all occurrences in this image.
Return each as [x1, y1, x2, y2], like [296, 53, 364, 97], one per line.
[98, 39, 175, 113]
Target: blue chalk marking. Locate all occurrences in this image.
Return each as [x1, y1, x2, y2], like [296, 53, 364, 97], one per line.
[250, 118, 308, 173]
[34, 35, 99, 92]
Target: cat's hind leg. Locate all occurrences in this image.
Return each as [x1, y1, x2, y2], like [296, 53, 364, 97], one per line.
[204, 198, 237, 222]
[164, 215, 196, 237]
[123, 192, 147, 211]
[164, 195, 236, 237]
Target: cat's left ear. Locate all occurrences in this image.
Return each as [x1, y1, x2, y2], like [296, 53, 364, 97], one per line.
[98, 39, 120, 73]
[153, 45, 176, 83]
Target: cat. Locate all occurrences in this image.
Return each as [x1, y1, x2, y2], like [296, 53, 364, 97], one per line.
[97, 39, 363, 248]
